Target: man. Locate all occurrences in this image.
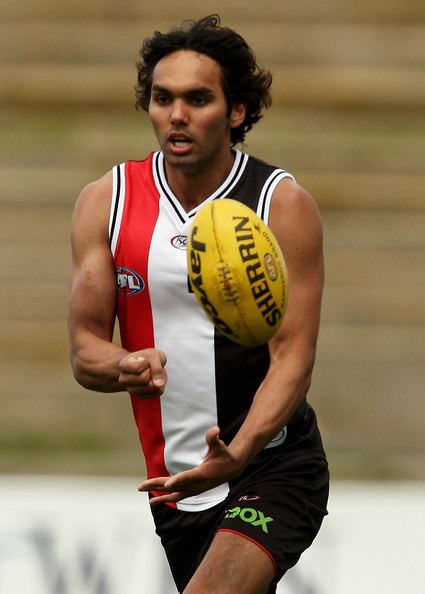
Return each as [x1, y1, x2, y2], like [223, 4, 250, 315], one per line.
[68, 15, 329, 594]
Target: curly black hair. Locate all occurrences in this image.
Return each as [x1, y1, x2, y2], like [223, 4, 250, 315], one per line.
[135, 15, 272, 145]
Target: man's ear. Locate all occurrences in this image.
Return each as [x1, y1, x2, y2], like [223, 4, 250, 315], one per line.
[229, 103, 246, 128]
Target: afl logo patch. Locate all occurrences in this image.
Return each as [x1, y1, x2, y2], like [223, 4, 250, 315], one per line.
[171, 235, 187, 250]
[116, 267, 145, 296]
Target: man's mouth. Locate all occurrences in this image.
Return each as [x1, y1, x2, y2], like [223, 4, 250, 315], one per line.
[172, 139, 191, 147]
[168, 133, 193, 149]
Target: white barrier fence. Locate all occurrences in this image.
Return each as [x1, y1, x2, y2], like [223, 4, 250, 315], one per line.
[0, 476, 424, 594]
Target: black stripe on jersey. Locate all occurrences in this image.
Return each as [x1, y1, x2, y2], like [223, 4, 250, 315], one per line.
[154, 154, 186, 224]
[214, 332, 270, 445]
[211, 156, 283, 444]
[109, 165, 121, 246]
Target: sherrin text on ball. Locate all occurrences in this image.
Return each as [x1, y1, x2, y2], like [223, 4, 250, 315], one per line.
[187, 199, 288, 346]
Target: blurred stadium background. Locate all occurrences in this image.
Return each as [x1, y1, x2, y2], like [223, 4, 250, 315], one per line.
[1, 1, 424, 592]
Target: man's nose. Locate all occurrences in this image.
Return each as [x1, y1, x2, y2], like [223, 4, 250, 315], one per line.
[170, 100, 189, 125]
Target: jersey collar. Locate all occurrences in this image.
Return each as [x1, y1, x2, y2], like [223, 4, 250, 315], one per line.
[152, 149, 249, 225]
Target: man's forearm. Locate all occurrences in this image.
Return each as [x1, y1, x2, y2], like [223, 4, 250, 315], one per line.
[70, 331, 129, 392]
[228, 352, 314, 470]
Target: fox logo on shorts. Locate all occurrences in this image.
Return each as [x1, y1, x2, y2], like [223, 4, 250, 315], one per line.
[224, 506, 274, 534]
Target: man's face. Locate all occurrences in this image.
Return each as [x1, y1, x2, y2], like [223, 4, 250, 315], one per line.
[148, 50, 244, 175]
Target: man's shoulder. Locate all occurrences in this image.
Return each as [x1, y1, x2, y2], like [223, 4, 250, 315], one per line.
[71, 170, 114, 238]
[229, 152, 296, 214]
[76, 170, 113, 208]
[270, 177, 322, 244]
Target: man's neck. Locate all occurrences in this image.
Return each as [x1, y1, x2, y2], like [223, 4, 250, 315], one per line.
[163, 150, 236, 212]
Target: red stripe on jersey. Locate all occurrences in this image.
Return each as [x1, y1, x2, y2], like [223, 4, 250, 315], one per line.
[131, 395, 169, 480]
[114, 156, 169, 480]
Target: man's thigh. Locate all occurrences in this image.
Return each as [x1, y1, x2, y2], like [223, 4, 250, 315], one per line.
[151, 499, 224, 591]
[151, 447, 328, 592]
[183, 531, 274, 594]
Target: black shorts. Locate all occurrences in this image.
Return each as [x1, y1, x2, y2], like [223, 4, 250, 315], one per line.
[151, 421, 329, 592]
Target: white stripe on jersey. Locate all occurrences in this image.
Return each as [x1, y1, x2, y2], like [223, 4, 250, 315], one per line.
[109, 163, 126, 256]
[147, 202, 229, 511]
[257, 169, 295, 224]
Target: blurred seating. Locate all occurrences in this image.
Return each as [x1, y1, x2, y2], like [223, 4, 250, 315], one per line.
[1, 0, 424, 478]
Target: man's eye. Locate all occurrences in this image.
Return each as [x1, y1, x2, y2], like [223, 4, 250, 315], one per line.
[155, 95, 170, 105]
[192, 96, 207, 106]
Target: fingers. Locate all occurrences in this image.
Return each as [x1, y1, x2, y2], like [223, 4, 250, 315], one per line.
[138, 477, 184, 506]
[203, 426, 226, 460]
[148, 492, 185, 506]
[126, 384, 164, 398]
[205, 425, 221, 448]
[138, 472, 192, 493]
[137, 426, 230, 507]
[119, 354, 149, 374]
[148, 350, 167, 389]
[138, 476, 169, 492]
[118, 349, 167, 397]
[138, 475, 195, 507]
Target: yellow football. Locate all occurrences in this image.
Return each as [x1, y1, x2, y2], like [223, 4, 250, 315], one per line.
[187, 198, 288, 347]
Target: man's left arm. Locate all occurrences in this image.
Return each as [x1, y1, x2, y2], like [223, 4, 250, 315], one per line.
[140, 179, 324, 504]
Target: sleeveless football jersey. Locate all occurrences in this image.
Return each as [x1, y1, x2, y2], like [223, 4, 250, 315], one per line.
[109, 150, 296, 511]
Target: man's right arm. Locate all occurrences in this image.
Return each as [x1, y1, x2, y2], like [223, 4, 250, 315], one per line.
[68, 172, 167, 397]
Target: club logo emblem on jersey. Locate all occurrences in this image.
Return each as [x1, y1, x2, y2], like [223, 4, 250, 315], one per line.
[116, 267, 145, 295]
[170, 235, 187, 250]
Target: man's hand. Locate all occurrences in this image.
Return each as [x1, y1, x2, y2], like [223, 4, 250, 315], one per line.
[118, 349, 167, 398]
[138, 426, 244, 505]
